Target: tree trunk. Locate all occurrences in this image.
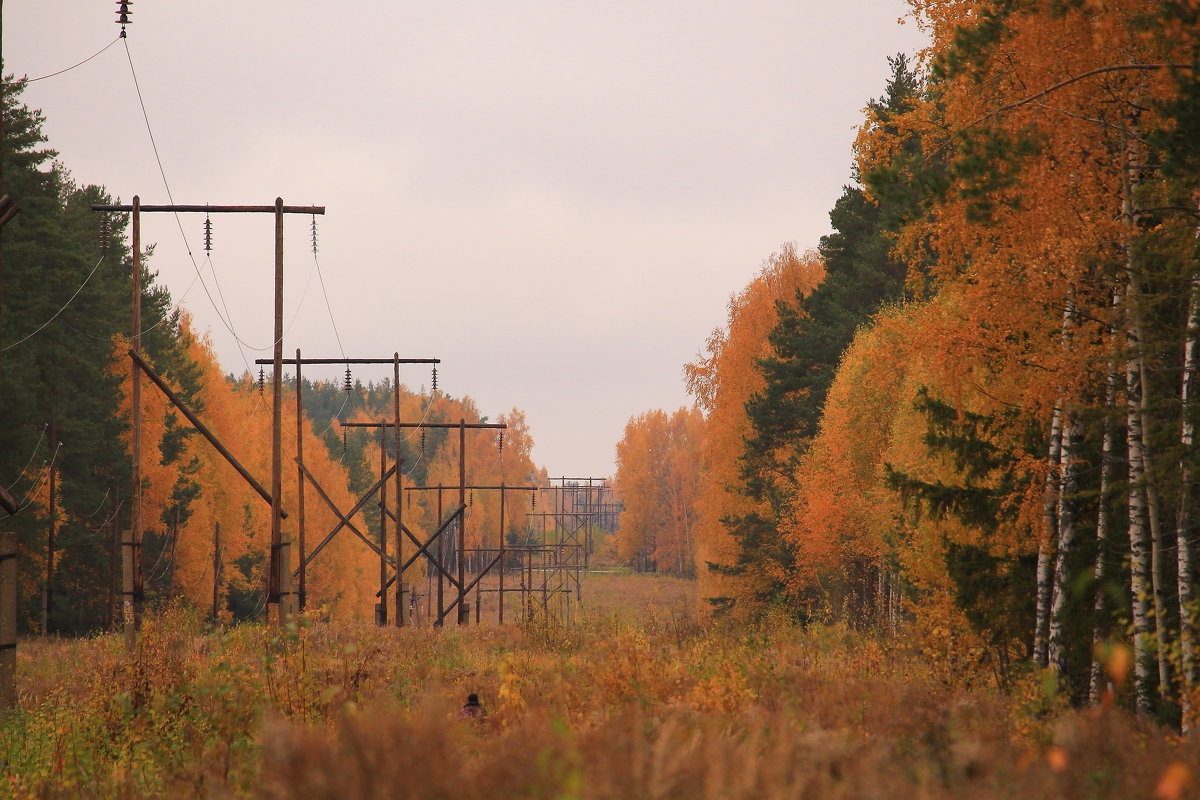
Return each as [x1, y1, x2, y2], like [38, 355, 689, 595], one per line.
[1141, 357, 1174, 703]
[1127, 324, 1155, 715]
[1035, 403, 1064, 667]
[1123, 96, 1157, 716]
[1090, 359, 1120, 705]
[1049, 409, 1083, 673]
[1049, 294, 1082, 676]
[1177, 264, 1200, 732]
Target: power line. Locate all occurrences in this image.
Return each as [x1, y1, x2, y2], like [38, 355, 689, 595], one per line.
[121, 39, 260, 363]
[121, 41, 351, 382]
[5, 424, 47, 491]
[83, 486, 112, 519]
[0, 442, 62, 519]
[5, 35, 122, 85]
[1, 255, 106, 352]
[310, 224, 347, 360]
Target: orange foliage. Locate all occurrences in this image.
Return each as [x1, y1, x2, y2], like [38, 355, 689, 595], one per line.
[109, 318, 540, 623]
[684, 244, 824, 610]
[613, 406, 704, 576]
[113, 323, 376, 620]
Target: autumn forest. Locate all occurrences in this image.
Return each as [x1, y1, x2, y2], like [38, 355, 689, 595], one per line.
[6, 1, 1200, 797]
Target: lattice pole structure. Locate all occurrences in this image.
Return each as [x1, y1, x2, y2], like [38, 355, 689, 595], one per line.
[319, 419, 508, 626]
[344, 420, 505, 626]
[400, 483, 536, 624]
[523, 478, 613, 619]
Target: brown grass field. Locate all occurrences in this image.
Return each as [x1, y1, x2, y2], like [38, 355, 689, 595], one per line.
[2, 571, 1198, 799]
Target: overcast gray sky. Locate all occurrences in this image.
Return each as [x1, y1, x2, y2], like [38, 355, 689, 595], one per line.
[9, 2, 925, 477]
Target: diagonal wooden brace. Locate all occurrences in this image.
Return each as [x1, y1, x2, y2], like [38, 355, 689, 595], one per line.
[294, 458, 398, 573]
[436, 552, 503, 625]
[376, 505, 464, 596]
[297, 460, 395, 565]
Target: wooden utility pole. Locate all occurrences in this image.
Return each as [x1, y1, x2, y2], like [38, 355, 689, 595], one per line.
[377, 426, 388, 625]
[437, 485, 444, 625]
[166, 507, 180, 603]
[402, 482, 534, 625]
[339, 418, 503, 626]
[0, 5, 22, 709]
[125, 196, 142, 649]
[458, 420, 467, 624]
[270, 199, 284, 624]
[107, 484, 119, 630]
[499, 480, 506, 624]
[92, 199, 322, 633]
[212, 521, 221, 621]
[256, 354, 438, 614]
[295, 350, 306, 610]
[41, 419, 57, 635]
[0, 531, 15, 712]
[393, 354, 405, 626]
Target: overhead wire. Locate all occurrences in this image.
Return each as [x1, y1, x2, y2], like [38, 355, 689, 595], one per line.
[123, 38, 352, 421]
[121, 38, 261, 371]
[1, 468, 49, 520]
[401, 392, 439, 478]
[144, 526, 174, 581]
[282, 252, 318, 340]
[6, 34, 122, 84]
[83, 486, 112, 519]
[127, 248, 211, 341]
[294, 217, 348, 439]
[310, 223, 346, 360]
[0, 442, 62, 519]
[1, 255, 106, 352]
[88, 500, 124, 538]
[315, 390, 352, 440]
[5, 424, 47, 491]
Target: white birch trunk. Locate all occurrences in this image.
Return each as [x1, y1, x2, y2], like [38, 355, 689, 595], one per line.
[1048, 295, 1081, 675]
[1141, 357, 1174, 701]
[1049, 409, 1083, 673]
[1177, 266, 1200, 732]
[1128, 330, 1155, 715]
[1123, 95, 1155, 716]
[1035, 404, 1064, 667]
[1089, 358, 1120, 705]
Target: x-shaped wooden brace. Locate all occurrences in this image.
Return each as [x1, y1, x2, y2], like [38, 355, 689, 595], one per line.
[376, 504, 465, 596]
[433, 552, 504, 626]
[549, 516, 588, 561]
[294, 458, 398, 574]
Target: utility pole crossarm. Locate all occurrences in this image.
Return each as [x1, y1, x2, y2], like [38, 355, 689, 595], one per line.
[254, 357, 440, 365]
[91, 203, 325, 215]
[404, 485, 536, 492]
[340, 421, 507, 430]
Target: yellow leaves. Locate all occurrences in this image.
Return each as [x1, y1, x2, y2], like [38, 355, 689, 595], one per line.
[689, 660, 754, 715]
[613, 406, 704, 573]
[497, 653, 527, 714]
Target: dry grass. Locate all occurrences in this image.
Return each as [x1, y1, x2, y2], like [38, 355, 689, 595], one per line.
[2, 573, 1198, 799]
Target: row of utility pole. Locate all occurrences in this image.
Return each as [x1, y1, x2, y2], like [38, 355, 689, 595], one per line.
[0, 183, 622, 714]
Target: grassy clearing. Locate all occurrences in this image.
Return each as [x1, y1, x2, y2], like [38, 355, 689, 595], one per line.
[2, 573, 1197, 799]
